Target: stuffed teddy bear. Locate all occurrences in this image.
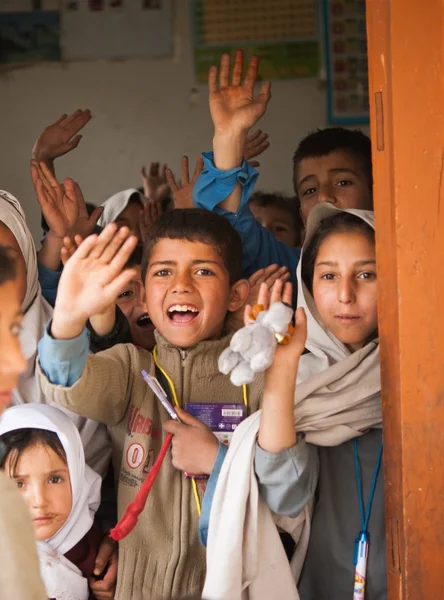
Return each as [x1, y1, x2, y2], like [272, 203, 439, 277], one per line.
[219, 302, 294, 386]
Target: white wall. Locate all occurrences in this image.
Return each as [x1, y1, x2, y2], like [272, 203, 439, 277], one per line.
[0, 0, 367, 242]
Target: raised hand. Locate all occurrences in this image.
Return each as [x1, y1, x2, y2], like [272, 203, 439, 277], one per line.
[243, 129, 270, 167]
[31, 160, 103, 241]
[141, 162, 170, 203]
[52, 224, 138, 340]
[246, 280, 307, 374]
[209, 49, 271, 136]
[140, 200, 163, 241]
[166, 155, 204, 210]
[32, 109, 92, 164]
[226, 264, 290, 333]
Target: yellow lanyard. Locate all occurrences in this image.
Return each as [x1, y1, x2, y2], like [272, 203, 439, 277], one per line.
[152, 345, 248, 515]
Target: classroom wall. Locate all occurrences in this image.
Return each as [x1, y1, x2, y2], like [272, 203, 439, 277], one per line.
[0, 0, 368, 242]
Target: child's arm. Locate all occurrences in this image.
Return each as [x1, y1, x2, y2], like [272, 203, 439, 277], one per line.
[37, 224, 139, 424]
[193, 51, 301, 289]
[254, 281, 319, 516]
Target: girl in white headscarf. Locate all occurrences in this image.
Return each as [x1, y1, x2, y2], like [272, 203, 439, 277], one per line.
[0, 404, 102, 600]
[0, 191, 111, 477]
[203, 204, 384, 600]
[97, 189, 145, 239]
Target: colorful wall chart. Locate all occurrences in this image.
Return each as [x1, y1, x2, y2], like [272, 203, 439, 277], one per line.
[192, 0, 320, 83]
[323, 0, 369, 124]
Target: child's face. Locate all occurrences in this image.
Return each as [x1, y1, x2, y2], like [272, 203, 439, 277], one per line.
[0, 222, 27, 305]
[115, 203, 142, 241]
[143, 239, 244, 348]
[116, 266, 156, 351]
[0, 278, 26, 414]
[295, 151, 373, 225]
[312, 230, 377, 351]
[5, 443, 72, 541]
[250, 204, 298, 247]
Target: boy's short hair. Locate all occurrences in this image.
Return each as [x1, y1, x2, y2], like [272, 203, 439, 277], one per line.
[249, 191, 303, 241]
[292, 128, 372, 195]
[141, 209, 243, 284]
[0, 245, 17, 286]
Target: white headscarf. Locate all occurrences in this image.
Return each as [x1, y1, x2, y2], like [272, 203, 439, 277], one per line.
[0, 404, 101, 600]
[0, 190, 53, 406]
[203, 204, 382, 600]
[0, 191, 111, 477]
[97, 188, 145, 228]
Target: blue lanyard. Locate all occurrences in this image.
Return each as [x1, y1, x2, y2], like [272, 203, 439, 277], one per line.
[354, 438, 383, 534]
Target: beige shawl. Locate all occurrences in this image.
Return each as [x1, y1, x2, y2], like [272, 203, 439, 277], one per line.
[203, 204, 382, 600]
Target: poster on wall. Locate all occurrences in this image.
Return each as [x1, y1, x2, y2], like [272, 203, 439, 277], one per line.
[192, 0, 320, 83]
[323, 0, 369, 125]
[0, 0, 60, 64]
[61, 0, 173, 60]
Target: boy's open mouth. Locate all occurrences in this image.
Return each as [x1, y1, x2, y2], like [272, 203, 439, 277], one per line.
[136, 313, 153, 328]
[167, 304, 200, 324]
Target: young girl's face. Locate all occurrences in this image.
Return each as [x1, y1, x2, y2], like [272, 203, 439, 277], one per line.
[5, 442, 72, 541]
[312, 230, 377, 351]
[0, 277, 26, 413]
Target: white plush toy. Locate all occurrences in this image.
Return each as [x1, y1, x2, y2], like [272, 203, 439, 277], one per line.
[219, 301, 294, 386]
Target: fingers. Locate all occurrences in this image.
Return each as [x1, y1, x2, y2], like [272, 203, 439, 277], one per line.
[246, 129, 262, 143]
[191, 154, 205, 183]
[105, 266, 138, 300]
[174, 407, 205, 428]
[80, 223, 118, 260]
[88, 206, 104, 227]
[231, 48, 244, 86]
[63, 108, 92, 136]
[165, 167, 178, 193]
[264, 265, 290, 287]
[257, 80, 272, 107]
[180, 155, 190, 186]
[93, 536, 115, 575]
[243, 303, 252, 326]
[244, 130, 270, 160]
[150, 161, 159, 178]
[269, 278, 284, 305]
[53, 113, 68, 126]
[39, 160, 60, 190]
[256, 281, 270, 308]
[97, 226, 133, 263]
[282, 282, 293, 306]
[163, 419, 184, 435]
[219, 53, 230, 87]
[247, 268, 266, 288]
[160, 163, 168, 181]
[243, 55, 260, 94]
[208, 65, 218, 94]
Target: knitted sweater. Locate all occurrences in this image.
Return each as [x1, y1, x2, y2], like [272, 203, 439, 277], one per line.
[38, 332, 263, 600]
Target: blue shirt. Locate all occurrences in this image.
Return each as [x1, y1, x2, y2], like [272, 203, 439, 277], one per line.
[38, 263, 62, 307]
[193, 152, 301, 306]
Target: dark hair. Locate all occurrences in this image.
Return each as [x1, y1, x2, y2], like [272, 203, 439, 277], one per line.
[125, 243, 144, 269]
[141, 209, 243, 284]
[293, 128, 372, 196]
[301, 212, 375, 294]
[0, 428, 66, 478]
[0, 245, 17, 286]
[249, 191, 303, 247]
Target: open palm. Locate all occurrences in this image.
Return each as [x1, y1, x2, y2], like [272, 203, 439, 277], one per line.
[31, 160, 102, 239]
[56, 225, 138, 324]
[209, 50, 271, 134]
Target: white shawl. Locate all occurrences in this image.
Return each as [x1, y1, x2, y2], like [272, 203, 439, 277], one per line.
[0, 191, 111, 477]
[203, 204, 382, 600]
[97, 188, 144, 228]
[0, 404, 101, 600]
